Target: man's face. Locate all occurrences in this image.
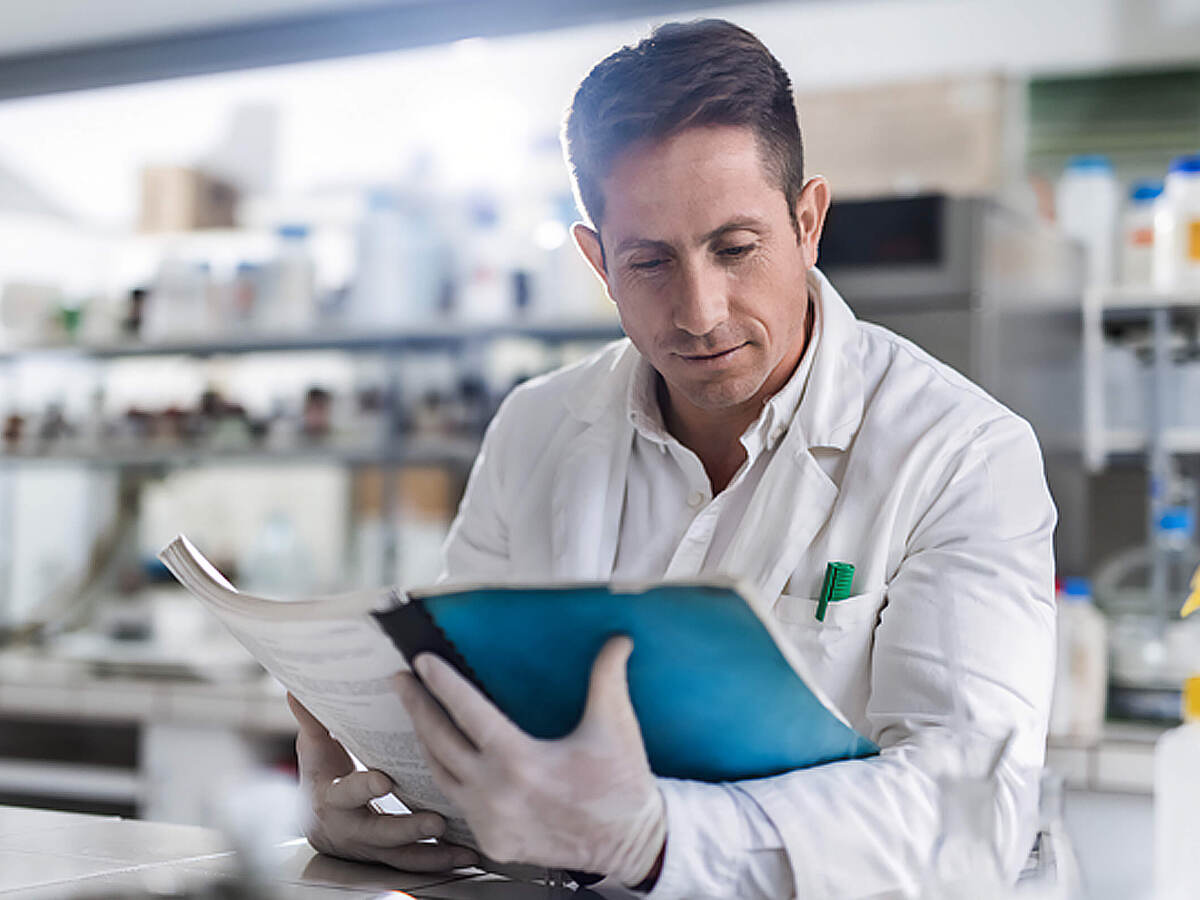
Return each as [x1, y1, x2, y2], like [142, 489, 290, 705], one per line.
[574, 125, 830, 420]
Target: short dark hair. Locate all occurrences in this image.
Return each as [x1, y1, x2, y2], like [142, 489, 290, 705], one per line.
[564, 19, 804, 233]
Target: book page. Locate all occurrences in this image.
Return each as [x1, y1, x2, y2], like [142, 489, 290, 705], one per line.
[158, 536, 475, 849]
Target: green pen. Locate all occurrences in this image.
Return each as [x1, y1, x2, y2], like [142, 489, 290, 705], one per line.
[816, 561, 855, 622]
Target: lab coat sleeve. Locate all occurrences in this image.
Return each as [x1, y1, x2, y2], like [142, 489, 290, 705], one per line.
[739, 413, 1057, 898]
[587, 779, 791, 900]
[640, 414, 1056, 900]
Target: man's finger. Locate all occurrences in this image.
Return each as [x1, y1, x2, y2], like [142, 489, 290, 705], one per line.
[286, 693, 326, 737]
[289, 694, 355, 783]
[412, 654, 521, 752]
[351, 810, 448, 847]
[396, 671, 479, 781]
[372, 840, 479, 873]
[578, 635, 639, 731]
[324, 769, 395, 811]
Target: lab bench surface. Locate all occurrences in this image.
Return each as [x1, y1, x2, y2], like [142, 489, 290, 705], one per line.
[0, 804, 569, 898]
[0, 793, 1155, 899]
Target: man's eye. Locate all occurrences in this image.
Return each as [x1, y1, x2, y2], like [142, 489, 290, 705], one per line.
[718, 244, 754, 258]
[630, 259, 667, 271]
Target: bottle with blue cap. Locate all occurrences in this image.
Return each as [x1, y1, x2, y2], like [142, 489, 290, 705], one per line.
[1055, 154, 1119, 289]
[1153, 152, 1200, 293]
[1121, 179, 1163, 287]
[1048, 576, 1108, 745]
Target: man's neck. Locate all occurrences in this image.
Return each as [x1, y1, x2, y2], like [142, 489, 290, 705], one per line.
[658, 380, 755, 494]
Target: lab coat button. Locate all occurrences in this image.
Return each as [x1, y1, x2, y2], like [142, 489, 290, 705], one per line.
[687, 490, 705, 508]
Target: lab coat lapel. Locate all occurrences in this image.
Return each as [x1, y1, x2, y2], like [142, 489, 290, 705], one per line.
[719, 434, 838, 601]
[550, 343, 638, 581]
[719, 268, 865, 601]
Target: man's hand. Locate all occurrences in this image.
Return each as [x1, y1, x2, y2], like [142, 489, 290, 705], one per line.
[287, 693, 478, 871]
[396, 636, 666, 887]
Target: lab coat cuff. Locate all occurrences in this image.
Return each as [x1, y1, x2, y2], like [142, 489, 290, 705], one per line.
[586, 778, 743, 899]
[638, 777, 742, 899]
[737, 776, 825, 899]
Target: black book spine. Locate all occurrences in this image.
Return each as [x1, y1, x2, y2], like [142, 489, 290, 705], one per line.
[371, 590, 495, 704]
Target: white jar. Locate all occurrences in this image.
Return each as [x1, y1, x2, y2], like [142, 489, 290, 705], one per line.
[1121, 180, 1162, 287]
[1056, 154, 1119, 289]
[1153, 154, 1200, 294]
[1048, 577, 1108, 745]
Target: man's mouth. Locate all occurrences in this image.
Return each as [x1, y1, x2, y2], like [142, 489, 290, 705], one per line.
[679, 343, 745, 361]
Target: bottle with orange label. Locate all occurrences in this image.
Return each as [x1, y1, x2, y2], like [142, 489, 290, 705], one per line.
[1121, 180, 1162, 287]
[1153, 153, 1200, 293]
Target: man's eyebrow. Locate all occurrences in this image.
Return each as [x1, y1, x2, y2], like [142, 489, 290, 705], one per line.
[613, 237, 674, 256]
[700, 217, 768, 243]
[613, 218, 768, 257]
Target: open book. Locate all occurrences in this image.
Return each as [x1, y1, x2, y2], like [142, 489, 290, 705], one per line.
[159, 535, 877, 852]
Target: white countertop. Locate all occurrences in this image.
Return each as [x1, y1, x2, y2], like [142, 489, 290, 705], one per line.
[0, 804, 567, 898]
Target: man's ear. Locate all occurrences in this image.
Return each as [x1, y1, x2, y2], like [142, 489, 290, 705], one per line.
[793, 175, 831, 270]
[572, 223, 614, 301]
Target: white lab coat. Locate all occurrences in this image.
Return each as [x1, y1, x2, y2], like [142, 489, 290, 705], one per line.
[440, 267, 1057, 899]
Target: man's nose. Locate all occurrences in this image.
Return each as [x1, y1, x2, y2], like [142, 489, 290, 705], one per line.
[672, 259, 729, 337]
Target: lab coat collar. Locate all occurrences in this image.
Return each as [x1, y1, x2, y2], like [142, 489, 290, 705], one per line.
[793, 267, 865, 452]
[564, 339, 640, 425]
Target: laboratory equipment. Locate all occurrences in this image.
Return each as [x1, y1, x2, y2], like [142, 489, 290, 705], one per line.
[1055, 154, 1119, 289]
[820, 193, 1087, 574]
[1154, 671, 1200, 900]
[1152, 153, 1200, 293]
[1096, 473, 1200, 720]
[1048, 578, 1108, 744]
[1120, 180, 1162, 287]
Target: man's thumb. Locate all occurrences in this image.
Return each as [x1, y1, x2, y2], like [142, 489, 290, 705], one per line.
[579, 634, 638, 729]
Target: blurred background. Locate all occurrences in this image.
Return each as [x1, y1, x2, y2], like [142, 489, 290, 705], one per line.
[1, 0, 1200, 896]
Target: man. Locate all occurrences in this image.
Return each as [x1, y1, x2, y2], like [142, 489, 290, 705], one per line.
[291, 19, 1056, 898]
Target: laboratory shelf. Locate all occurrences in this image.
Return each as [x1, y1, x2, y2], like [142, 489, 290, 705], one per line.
[0, 759, 142, 805]
[1097, 287, 1200, 312]
[0, 319, 624, 361]
[1104, 428, 1200, 458]
[0, 436, 481, 470]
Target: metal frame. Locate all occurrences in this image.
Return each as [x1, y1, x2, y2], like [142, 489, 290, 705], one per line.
[0, 0, 763, 102]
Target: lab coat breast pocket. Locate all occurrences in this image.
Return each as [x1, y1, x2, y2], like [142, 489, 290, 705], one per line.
[770, 587, 886, 723]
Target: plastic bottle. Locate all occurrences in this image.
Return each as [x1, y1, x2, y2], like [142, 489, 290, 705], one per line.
[1048, 578, 1108, 745]
[1154, 674, 1200, 900]
[1120, 180, 1162, 287]
[263, 224, 315, 333]
[1055, 155, 1119, 289]
[349, 189, 442, 328]
[1153, 153, 1200, 294]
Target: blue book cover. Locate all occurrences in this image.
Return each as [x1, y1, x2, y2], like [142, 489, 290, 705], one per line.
[376, 581, 878, 782]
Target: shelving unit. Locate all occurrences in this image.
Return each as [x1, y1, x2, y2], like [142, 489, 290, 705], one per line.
[1082, 286, 1200, 471]
[0, 319, 625, 361]
[0, 318, 624, 820]
[0, 317, 624, 595]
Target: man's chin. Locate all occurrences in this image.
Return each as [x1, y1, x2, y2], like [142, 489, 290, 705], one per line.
[672, 377, 763, 414]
